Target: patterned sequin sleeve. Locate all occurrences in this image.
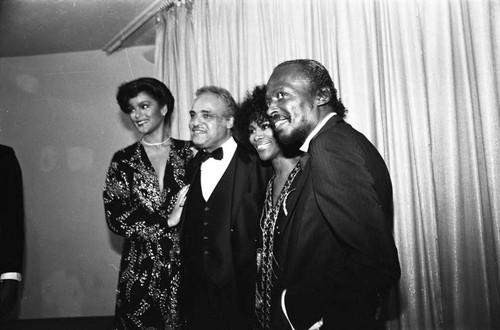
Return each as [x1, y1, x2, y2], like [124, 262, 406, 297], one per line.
[104, 139, 194, 329]
[103, 141, 192, 242]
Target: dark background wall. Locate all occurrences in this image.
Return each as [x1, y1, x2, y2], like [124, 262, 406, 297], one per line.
[0, 47, 154, 318]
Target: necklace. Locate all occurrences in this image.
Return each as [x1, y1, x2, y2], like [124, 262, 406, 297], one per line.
[256, 161, 301, 330]
[141, 137, 169, 146]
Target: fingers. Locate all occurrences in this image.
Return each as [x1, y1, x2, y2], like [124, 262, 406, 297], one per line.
[178, 185, 189, 207]
[307, 318, 323, 330]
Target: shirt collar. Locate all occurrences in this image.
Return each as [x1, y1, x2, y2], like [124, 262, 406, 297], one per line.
[203, 136, 237, 160]
[300, 112, 337, 152]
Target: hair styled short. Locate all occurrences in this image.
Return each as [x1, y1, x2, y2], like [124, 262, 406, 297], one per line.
[234, 84, 268, 144]
[195, 85, 237, 119]
[275, 59, 347, 118]
[116, 77, 175, 120]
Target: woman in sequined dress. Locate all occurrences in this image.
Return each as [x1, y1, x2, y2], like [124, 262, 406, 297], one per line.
[103, 78, 195, 330]
[236, 85, 303, 330]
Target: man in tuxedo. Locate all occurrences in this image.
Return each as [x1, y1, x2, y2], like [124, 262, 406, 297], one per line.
[0, 145, 25, 318]
[182, 86, 271, 329]
[265, 59, 401, 330]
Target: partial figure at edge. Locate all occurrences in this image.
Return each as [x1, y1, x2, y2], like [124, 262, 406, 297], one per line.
[0, 145, 25, 319]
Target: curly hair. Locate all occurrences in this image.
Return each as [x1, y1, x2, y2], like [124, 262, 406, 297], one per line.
[234, 85, 268, 145]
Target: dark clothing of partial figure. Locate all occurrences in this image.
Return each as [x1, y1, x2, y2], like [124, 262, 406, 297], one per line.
[0, 145, 24, 276]
[103, 139, 194, 330]
[182, 145, 271, 330]
[271, 116, 401, 330]
[0, 145, 24, 319]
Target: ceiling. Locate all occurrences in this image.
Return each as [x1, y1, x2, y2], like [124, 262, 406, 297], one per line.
[0, 0, 156, 58]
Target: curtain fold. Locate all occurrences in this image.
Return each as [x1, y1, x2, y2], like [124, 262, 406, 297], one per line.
[155, 0, 500, 328]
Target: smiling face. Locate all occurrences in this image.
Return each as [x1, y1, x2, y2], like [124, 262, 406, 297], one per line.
[266, 64, 320, 148]
[128, 91, 167, 136]
[249, 120, 281, 162]
[189, 92, 233, 152]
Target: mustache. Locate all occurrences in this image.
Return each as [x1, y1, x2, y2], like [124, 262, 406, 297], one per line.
[269, 113, 288, 125]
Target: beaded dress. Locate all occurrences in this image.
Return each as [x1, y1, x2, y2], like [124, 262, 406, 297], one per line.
[255, 162, 301, 330]
[103, 138, 194, 330]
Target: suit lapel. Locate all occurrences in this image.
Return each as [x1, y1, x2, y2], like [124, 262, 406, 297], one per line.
[181, 146, 249, 230]
[277, 115, 342, 232]
[310, 114, 344, 146]
[179, 152, 203, 233]
[230, 146, 250, 227]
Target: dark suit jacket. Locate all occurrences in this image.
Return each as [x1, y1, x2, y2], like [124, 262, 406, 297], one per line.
[272, 116, 400, 330]
[0, 145, 25, 277]
[181, 143, 271, 329]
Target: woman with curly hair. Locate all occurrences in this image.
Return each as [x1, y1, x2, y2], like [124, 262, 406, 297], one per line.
[236, 85, 303, 330]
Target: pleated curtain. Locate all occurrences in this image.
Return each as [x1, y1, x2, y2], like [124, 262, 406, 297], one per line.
[154, 0, 500, 328]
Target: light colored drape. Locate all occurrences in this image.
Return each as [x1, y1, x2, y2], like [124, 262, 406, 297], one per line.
[155, 0, 500, 328]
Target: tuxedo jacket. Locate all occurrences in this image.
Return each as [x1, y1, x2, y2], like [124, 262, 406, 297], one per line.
[181, 143, 271, 328]
[272, 116, 401, 330]
[0, 145, 25, 277]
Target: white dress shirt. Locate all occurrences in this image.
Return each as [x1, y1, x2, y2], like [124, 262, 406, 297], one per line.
[299, 112, 337, 153]
[200, 137, 237, 201]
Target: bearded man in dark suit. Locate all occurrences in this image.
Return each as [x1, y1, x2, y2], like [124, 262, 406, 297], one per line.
[265, 59, 401, 330]
[181, 86, 271, 329]
[0, 145, 24, 319]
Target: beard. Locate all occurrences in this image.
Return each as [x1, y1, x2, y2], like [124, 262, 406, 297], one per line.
[275, 120, 313, 151]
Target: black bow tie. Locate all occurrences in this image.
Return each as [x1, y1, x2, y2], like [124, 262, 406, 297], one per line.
[200, 147, 223, 162]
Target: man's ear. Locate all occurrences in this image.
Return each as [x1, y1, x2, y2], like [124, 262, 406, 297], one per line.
[317, 87, 332, 107]
[226, 116, 235, 130]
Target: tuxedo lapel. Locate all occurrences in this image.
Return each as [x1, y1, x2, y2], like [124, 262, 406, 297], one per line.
[230, 147, 250, 227]
[179, 153, 203, 233]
